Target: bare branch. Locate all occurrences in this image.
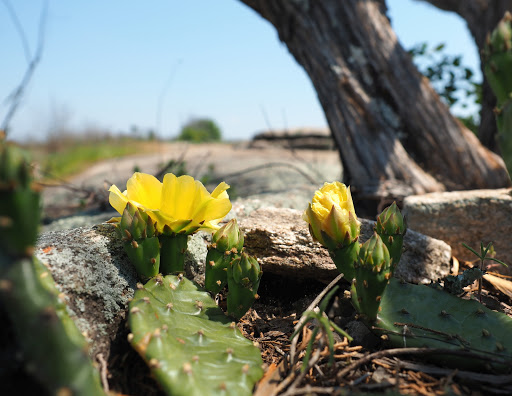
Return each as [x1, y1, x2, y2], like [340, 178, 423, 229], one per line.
[1, 0, 48, 134]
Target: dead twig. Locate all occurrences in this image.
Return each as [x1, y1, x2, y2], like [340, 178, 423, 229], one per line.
[337, 347, 512, 382]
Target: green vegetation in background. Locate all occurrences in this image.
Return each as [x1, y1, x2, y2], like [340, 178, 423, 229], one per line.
[409, 42, 481, 134]
[177, 118, 222, 143]
[26, 137, 154, 181]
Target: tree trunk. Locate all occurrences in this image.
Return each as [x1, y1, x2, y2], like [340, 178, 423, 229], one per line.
[420, 0, 512, 152]
[240, 0, 510, 204]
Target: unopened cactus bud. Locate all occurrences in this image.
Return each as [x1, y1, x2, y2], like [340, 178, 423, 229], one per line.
[212, 219, 244, 253]
[0, 143, 41, 261]
[227, 252, 262, 320]
[303, 182, 360, 251]
[205, 219, 244, 294]
[375, 202, 406, 271]
[352, 232, 391, 321]
[117, 202, 160, 279]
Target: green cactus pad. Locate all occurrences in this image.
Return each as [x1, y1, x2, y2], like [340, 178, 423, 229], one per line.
[128, 275, 264, 396]
[0, 143, 41, 261]
[375, 277, 512, 372]
[1, 256, 105, 395]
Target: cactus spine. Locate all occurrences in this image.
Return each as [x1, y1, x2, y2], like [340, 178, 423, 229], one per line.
[128, 274, 264, 396]
[0, 142, 105, 395]
[484, 11, 512, 174]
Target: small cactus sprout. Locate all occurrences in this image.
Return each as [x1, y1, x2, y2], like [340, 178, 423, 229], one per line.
[303, 182, 361, 280]
[352, 232, 392, 321]
[374, 201, 407, 272]
[205, 219, 244, 294]
[116, 202, 160, 279]
[483, 11, 512, 174]
[227, 252, 262, 320]
[0, 143, 41, 262]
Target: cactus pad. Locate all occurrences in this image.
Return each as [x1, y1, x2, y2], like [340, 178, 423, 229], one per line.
[1, 257, 105, 395]
[128, 274, 264, 396]
[375, 277, 512, 372]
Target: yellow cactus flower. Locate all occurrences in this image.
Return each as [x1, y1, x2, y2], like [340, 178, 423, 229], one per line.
[109, 172, 231, 234]
[303, 181, 360, 249]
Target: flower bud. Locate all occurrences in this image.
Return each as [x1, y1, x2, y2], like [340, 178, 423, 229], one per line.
[303, 182, 360, 250]
[374, 202, 406, 271]
[375, 202, 406, 236]
[212, 219, 244, 253]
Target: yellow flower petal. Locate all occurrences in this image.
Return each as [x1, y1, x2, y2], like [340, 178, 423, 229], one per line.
[109, 185, 130, 215]
[126, 172, 162, 209]
[192, 197, 232, 230]
[211, 181, 230, 199]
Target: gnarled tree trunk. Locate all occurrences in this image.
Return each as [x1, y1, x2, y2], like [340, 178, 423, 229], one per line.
[421, 0, 512, 153]
[240, 0, 510, 204]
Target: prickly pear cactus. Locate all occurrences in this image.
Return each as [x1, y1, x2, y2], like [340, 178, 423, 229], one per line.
[352, 233, 392, 322]
[375, 278, 512, 372]
[128, 274, 264, 396]
[0, 142, 105, 395]
[0, 142, 41, 263]
[159, 231, 189, 275]
[227, 252, 263, 320]
[115, 202, 160, 278]
[484, 11, 512, 174]
[374, 202, 406, 271]
[2, 257, 106, 395]
[205, 219, 244, 294]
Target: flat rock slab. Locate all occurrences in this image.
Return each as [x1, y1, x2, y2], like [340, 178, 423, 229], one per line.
[403, 188, 512, 267]
[239, 207, 451, 284]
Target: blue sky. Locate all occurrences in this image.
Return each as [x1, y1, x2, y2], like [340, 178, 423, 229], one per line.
[1, 0, 480, 142]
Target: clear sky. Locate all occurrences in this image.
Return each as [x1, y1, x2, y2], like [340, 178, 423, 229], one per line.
[1, 0, 480, 142]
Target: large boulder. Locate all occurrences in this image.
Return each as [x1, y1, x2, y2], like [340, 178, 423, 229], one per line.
[403, 188, 512, 268]
[240, 207, 452, 284]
